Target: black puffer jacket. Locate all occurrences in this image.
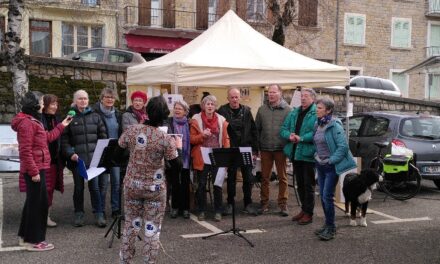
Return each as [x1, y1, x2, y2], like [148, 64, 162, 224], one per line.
[61, 106, 107, 167]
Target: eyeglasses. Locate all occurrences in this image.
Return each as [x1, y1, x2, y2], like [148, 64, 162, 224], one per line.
[104, 96, 115, 100]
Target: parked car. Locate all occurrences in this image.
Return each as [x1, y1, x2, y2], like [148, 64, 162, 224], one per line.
[327, 76, 402, 97]
[343, 112, 440, 188]
[65, 48, 146, 66]
[0, 124, 19, 172]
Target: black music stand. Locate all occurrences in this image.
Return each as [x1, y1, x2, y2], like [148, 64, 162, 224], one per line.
[202, 148, 254, 247]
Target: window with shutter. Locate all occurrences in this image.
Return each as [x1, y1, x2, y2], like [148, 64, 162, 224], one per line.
[344, 13, 365, 45]
[391, 71, 408, 97]
[429, 0, 440, 13]
[247, 0, 265, 21]
[429, 24, 440, 56]
[391, 18, 411, 48]
[429, 74, 440, 99]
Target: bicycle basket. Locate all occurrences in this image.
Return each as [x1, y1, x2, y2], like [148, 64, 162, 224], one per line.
[383, 155, 412, 181]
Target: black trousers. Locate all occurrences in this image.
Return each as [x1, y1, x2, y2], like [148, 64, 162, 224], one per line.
[18, 170, 48, 244]
[226, 166, 253, 207]
[196, 165, 223, 213]
[170, 168, 191, 211]
[294, 160, 316, 216]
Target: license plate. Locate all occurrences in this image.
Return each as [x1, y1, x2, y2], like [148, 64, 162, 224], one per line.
[423, 166, 440, 173]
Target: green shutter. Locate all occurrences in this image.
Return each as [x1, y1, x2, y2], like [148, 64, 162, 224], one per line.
[430, 25, 440, 56]
[393, 20, 410, 48]
[430, 74, 440, 99]
[354, 16, 364, 44]
[345, 15, 364, 45]
[392, 73, 407, 96]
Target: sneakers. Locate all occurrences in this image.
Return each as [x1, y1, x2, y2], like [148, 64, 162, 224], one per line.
[95, 213, 107, 228]
[197, 212, 205, 221]
[223, 204, 233, 216]
[214, 213, 222, 222]
[47, 216, 57, 228]
[170, 209, 178, 219]
[360, 217, 367, 227]
[27, 241, 55, 252]
[349, 219, 357, 226]
[182, 210, 190, 219]
[243, 204, 258, 216]
[279, 206, 289, 217]
[314, 225, 327, 236]
[257, 205, 269, 215]
[73, 212, 84, 227]
[297, 214, 313, 225]
[291, 211, 305, 222]
[318, 227, 336, 241]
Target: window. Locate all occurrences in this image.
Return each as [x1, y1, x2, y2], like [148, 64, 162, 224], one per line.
[108, 50, 133, 63]
[427, 74, 440, 100]
[429, 0, 440, 13]
[151, 0, 162, 27]
[347, 116, 364, 137]
[391, 18, 411, 48]
[428, 23, 440, 57]
[391, 70, 408, 97]
[208, 0, 218, 26]
[81, 0, 100, 6]
[29, 20, 51, 56]
[298, 0, 317, 27]
[362, 117, 389, 137]
[344, 13, 366, 45]
[62, 23, 103, 56]
[247, 0, 265, 21]
[78, 49, 104, 62]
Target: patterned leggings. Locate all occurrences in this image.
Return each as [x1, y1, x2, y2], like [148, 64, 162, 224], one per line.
[120, 180, 166, 264]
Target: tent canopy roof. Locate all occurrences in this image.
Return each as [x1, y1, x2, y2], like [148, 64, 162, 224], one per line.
[127, 10, 349, 88]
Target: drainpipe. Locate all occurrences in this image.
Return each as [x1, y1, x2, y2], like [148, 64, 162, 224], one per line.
[115, 0, 120, 48]
[335, 0, 340, 65]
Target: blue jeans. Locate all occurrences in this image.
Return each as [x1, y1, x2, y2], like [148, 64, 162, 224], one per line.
[89, 174, 107, 214]
[99, 167, 121, 214]
[72, 169, 105, 214]
[316, 163, 339, 228]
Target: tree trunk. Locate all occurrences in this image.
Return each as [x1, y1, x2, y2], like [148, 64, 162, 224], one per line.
[268, 0, 296, 46]
[6, 0, 28, 113]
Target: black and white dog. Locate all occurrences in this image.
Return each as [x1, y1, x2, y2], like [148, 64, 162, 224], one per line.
[342, 169, 379, 227]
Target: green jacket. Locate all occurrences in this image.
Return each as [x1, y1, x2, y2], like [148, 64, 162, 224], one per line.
[280, 104, 317, 162]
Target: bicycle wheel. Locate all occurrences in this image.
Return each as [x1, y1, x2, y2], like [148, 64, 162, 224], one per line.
[379, 163, 421, 201]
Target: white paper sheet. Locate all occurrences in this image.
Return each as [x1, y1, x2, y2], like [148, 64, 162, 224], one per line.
[86, 167, 106, 181]
[159, 126, 168, 133]
[214, 167, 227, 187]
[201, 147, 212, 165]
[90, 139, 111, 168]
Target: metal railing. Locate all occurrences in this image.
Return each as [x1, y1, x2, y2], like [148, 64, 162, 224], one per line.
[124, 6, 221, 30]
[426, 46, 440, 57]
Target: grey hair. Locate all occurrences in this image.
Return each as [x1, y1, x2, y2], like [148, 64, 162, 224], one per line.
[316, 97, 335, 114]
[301, 88, 317, 100]
[201, 95, 217, 109]
[73, 89, 88, 102]
[99, 87, 119, 101]
[173, 100, 189, 114]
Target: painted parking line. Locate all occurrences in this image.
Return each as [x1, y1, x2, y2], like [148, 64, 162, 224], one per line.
[371, 217, 431, 224]
[180, 213, 265, 239]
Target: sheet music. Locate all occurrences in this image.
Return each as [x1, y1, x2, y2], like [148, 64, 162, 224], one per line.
[201, 147, 212, 165]
[239, 147, 253, 166]
[214, 167, 227, 187]
[90, 139, 111, 168]
[78, 158, 106, 181]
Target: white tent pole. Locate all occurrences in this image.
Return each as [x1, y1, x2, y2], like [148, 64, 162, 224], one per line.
[173, 84, 179, 94]
[345, 85, 350, 140]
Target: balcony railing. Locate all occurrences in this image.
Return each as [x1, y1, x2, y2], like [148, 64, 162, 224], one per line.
[124, 6, 221, 30]
[427, 0, 440, 16]
[426, 46, 440, 57]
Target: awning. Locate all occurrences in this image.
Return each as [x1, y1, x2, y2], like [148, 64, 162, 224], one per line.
[402, 56, 440, 74]
[125, 34, 191, 54]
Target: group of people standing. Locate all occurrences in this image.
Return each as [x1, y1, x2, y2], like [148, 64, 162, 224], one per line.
[12, 84, 355, 262]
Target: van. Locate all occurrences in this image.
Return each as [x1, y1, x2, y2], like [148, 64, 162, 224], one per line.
[328, 76, 402, 97]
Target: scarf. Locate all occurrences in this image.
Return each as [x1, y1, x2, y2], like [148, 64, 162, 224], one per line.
[318, 114, 332, 126]
[201, 111, 219, 134]
[130, 106, 147, 124]
[99, 103, 115, 117]
[173, 116, 190, 169]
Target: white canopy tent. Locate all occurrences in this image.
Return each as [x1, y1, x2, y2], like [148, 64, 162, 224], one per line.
[127, 10, 349, 88]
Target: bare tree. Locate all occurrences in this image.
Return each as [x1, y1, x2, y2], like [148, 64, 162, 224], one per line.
[4, 0, 28, 113]
[267, 0, 296, 46]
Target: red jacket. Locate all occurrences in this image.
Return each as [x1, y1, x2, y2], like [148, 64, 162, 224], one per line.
[11, 113, 64, 191]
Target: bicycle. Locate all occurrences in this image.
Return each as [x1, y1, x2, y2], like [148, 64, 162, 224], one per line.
[370, 142, 421, 201]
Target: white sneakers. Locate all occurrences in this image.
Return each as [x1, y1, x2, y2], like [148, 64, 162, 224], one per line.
[47, 216, 57, 227]
[349, 217, 367, 227]
[349, 219, 357, 226]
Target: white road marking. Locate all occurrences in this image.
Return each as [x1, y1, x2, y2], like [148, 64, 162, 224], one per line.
[0, 178, 3, 247]
[367, 209, 400, 220]
[371, 217, 432, 224]
[181, 213, 266, 239]
[0, 246, 26, 252]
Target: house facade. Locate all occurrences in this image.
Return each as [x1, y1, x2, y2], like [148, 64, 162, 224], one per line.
[0, 0, 118, 58]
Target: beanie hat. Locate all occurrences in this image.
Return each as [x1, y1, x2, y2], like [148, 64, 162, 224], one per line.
[131, 91, 148, 103]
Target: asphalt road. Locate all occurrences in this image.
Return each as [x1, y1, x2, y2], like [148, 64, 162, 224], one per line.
[1, 171, 440, 264]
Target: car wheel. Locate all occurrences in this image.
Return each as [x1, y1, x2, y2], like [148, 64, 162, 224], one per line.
[433, 180, 440, 190]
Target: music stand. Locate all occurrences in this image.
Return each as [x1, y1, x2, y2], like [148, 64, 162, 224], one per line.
[202, 147, 254, 247]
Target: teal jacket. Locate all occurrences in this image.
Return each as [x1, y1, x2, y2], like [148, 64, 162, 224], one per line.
[316, 119, 357, 175]
[280, 104, 317, 162]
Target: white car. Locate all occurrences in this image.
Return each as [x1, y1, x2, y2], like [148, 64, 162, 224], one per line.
[328, 76, 402, 97]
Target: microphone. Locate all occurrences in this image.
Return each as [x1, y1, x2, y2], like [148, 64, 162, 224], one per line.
[67, 110, 76, 120]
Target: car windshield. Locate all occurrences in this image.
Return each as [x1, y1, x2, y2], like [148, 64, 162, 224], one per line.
[399, 117, 440, 140]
